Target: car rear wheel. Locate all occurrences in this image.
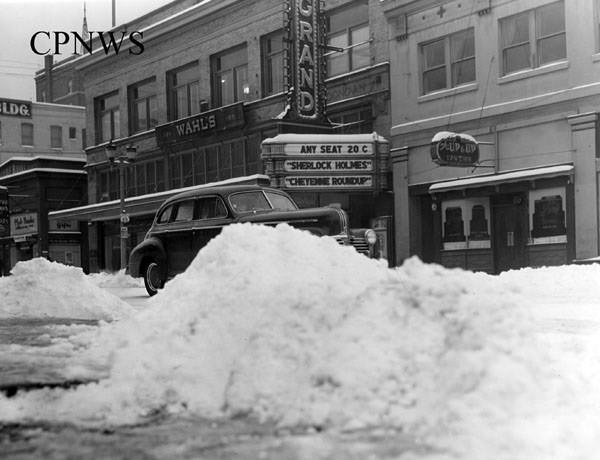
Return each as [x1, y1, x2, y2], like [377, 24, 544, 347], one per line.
[143, 260, 164, 296]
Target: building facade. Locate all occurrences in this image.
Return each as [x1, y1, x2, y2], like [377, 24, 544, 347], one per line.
[44, 0, 394, 272]
[383, 0, 600, 272]
[0, 99, 86, 273]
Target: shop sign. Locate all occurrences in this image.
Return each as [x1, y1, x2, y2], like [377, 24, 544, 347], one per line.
[155, 103, 244, 146]
[49, 219, 78, 232]
[284, 175, 373, 188]
[293, 0, 320, 119]
[431, 131, 479, 167]
[0, 98, 32, 118]
[282, 143, 373, 155]
[10, 213, 38, 236]
[120, 226, 129, 239]
[284, 159, 373, 172]
[0, 188, 8, 237]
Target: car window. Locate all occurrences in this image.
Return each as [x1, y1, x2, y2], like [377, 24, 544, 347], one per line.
[173, 200, 194, 222]
[157, 204, 174, 224]
[265, 192, 297, 211]
[229, 191, 271, 213]
[197, 196, 228, 219]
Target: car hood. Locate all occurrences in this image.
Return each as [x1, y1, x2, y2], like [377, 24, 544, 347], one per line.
[237, 206, 347, 237]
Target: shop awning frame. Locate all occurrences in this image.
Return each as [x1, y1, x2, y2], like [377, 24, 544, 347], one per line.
[428, 164, 574, 194]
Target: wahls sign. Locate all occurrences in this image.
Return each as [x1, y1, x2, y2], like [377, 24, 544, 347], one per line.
[31, 31, 144, 56]
[0, 99, 31, 118]
[286, 0, 326, 121]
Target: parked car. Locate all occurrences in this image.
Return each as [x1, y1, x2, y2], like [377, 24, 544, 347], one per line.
[128, 184, 379, 295]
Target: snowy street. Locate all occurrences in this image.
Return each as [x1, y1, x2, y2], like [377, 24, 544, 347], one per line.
[1, 224, 600, 459]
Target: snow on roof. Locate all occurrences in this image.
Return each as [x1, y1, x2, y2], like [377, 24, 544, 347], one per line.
[0, 155, 86, 170]
[429, 164, 574, 193]
[49, 174, 270, 218]
[431, 131, 477, 144]
[262, 132, 388, 144]
[0, 168, 86, 182]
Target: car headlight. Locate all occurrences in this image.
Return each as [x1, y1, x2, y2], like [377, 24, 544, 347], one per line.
[365, 229, 377, 245]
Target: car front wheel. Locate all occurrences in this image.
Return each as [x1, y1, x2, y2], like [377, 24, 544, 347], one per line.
[143, 260, 164, 296]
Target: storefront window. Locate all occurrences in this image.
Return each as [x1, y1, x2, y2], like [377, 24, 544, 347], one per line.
[443, 206, 466, 242]
[469, 204, 489, 240]
[532, 195, 566, 238]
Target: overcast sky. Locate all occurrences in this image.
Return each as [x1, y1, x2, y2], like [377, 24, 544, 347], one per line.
[0, 0, 173, 101]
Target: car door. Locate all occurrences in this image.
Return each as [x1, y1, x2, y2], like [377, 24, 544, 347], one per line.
[191, 195, 231, 257]
[163, 199, 195, 276]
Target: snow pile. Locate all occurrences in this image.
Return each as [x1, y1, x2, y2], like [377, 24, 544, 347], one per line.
[88, 269, 143, 288]
[1, 225, 600, 459]
[0, 258, 134, 320]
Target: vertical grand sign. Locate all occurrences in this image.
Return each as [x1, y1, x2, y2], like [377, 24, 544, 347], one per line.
[285, 0, 326, 122]
[0, 187, 8, 238]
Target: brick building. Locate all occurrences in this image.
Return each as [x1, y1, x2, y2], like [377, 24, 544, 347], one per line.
[45, 0, 394, 272]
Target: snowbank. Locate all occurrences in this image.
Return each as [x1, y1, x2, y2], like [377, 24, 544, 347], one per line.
[1, 225, 600, 460]
[0, 258, 134, 320]
[88, 269, 144, 288]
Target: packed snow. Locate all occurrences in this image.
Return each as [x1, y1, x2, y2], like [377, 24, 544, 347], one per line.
[1, 223, 600, 460]
[88, 268, 144, 289]
[0, 258, 134, 320]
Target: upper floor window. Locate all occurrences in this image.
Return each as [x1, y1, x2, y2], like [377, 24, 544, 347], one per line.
[21, 123, 34, 146]
[94, 91, 120, 143]
[69, 127, 77, 139]
[500, 1, 566, 76]
[129, 78, 157, 134]
[261, 30, 284, 96]
[167, 62, 201, 121]
[329, 107, 373, 133]
[420, 28, 475, 94]
[326, 2, 370, 77]
[50, 125, 62, 149]
[211, 44, 249, 107]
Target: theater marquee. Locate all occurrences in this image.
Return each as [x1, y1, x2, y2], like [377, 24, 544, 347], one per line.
[261, 133, 389, 191]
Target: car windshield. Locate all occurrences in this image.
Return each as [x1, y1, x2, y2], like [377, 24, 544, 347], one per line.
[229, 191, 297, 213]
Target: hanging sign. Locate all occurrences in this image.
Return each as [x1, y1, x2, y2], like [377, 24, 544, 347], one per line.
[431, 131, 479, 167]
[0, 187, 8, 237]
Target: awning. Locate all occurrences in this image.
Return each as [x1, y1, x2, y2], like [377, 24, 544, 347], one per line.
[48, 174, 270, 222]
[428, 164, 574, 194]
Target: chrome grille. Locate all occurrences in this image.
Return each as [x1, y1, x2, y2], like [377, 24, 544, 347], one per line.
[349, 235, 370, 255]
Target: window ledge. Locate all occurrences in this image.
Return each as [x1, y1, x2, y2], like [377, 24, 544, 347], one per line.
[528, 235, 567, 245]
[498, 60, 569, 85]
[417, 82, 478, 103]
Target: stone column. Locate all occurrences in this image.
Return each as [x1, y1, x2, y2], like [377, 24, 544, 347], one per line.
[391, 146, 410, 266]
[567, 112, 598, 259]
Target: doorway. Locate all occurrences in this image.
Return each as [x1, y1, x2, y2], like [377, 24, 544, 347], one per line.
[492, 193, 529, 273]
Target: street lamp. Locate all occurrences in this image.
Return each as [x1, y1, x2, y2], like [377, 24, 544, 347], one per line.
[105, 141, 137, 270]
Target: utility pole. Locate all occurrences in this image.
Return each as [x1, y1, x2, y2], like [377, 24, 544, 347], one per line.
[112, 0, 116, 27]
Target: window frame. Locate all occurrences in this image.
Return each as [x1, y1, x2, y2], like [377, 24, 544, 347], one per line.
[21, 122, 34, 146]
[211, 44, 249, 108]
[326, 2, 370, 77]
[261, 30, 285, 97]
[94, 91, 120, 144]
[128, 77, 158, 134]
[420, 27, 476, 95]
[499, 0, 566, 76]
[50, 125, 63, 149]
[166, 62, 201, 121]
